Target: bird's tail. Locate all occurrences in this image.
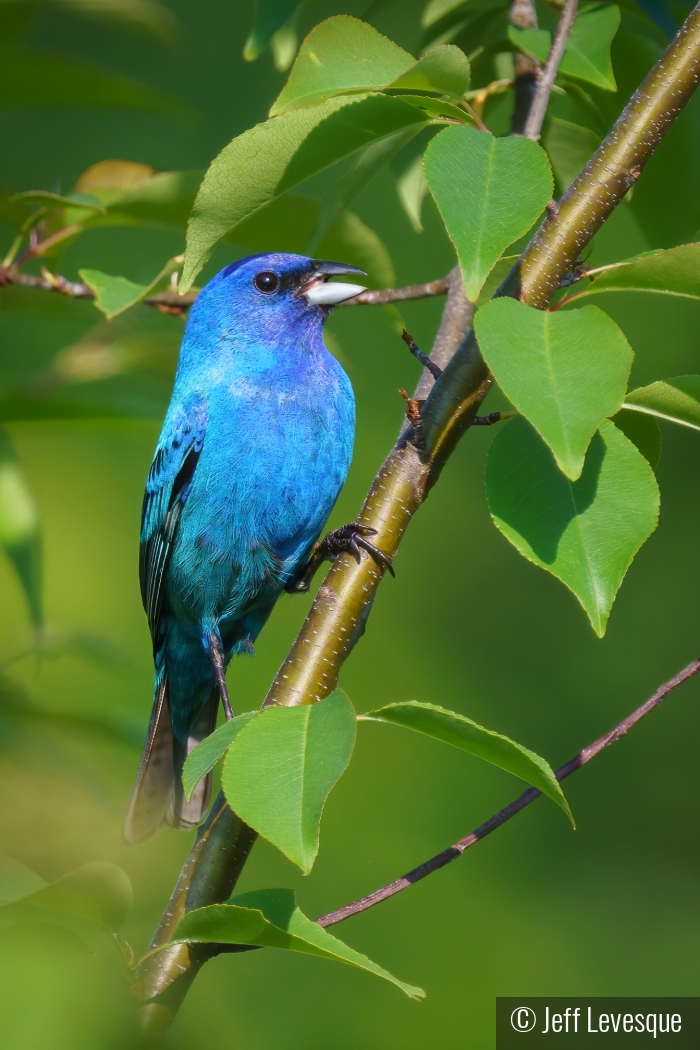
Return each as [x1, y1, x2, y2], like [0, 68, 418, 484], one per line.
[124, 679, 217, 844]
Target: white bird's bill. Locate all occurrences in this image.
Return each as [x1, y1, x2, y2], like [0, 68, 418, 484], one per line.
[304, 281, 367, 305]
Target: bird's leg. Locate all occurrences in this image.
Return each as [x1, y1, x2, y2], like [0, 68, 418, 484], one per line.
[208, 630, 234, 721]
[285, 523, 395, 594]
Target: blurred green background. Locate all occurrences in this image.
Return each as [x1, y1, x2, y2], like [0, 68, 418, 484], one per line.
[1, 0, 700, 1047]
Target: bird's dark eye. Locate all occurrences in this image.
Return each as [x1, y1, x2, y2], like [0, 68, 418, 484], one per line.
[253, 271, 279, 294]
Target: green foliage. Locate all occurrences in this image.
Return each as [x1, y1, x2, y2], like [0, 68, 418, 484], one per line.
[611, 408, 662, 468]
[182, 711, 257, 801]
[362, 701, 571, 821]
[221, 691, 356, 874]
[570, 243, 700, 303]
[485, 417, 660, 636]
[542, 118, 601, 192]
[623, 375, 700, 431]
[79, 256, 180, 319]
[181, 94, 430, 291]
[424, 126, 552, 301]
[475, 299, 633, 479]
[0, 860, 132, 933]
[510, 5, 621, 91]
[174, 888, 424, 998]
[244, 0, 304, 62]
[0, 427, 41, 628]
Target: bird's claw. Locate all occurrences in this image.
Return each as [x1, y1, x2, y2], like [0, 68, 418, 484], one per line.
[322, 522, 396, 577]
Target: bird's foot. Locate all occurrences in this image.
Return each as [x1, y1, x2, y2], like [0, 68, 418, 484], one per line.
[285, 523, 395, 594]
[208, 630, 234, 720]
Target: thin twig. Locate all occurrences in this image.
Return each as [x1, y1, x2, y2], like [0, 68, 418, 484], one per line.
[510, 0, 540, 134]
[315, 659, 700, 927]
[347, 278, 449, 306]
[523, 0, 579, 141]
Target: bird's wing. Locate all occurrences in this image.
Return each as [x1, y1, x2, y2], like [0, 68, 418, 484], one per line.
[139, 397, 207, 642]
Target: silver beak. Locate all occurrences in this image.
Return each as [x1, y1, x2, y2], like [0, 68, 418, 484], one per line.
[300, 259, 367, 307]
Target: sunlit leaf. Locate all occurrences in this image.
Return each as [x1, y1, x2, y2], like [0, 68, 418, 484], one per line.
[270, 16, 414, 115]
[476, 299, 632, 479]
[221, 691, 356, 874]
[424, 124, 552, 301]
[0, 427, 42, 629]
[623, 375, 700, 432]
[362, 701, 572, 821]
[79, 256, 181, 319]
[183, 712, 258, 801]
[569, 244, 700, 304]
[387, 45, 470, 100]
[509, 6, 620, 91]
[181, 94, 429, 291]
[0, 862, 133, 933]
[485, 417, 659, 636]
[174, 888, 424, 998]
[244, 0, 304, 61]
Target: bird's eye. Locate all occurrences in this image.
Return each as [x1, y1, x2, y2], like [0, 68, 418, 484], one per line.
[253, 271, 279, 294]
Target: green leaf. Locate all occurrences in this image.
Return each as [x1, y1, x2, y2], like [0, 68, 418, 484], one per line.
[182, 711, 258, 802]
[9, 190, 104, 213]
[0, 862, 133, 933]
[560, 4, 620, 92]
[421, 0, 469, 27]
[509, 6, 620, 91]
[317, 210, 395, 289]
[611, 409, 661, 468]
[475, 299, 632, 479]
[244, 0, 304, 61]
[0, 427, 42, 629]
[362, 702, 571, 821]
[387, 45, 470, 100]
[396, 153, 429, 232]
[507, 25, 551, 62]
[85, 170, 203, 230]
[485, 417, 659, 636]
[571, 244, 700, 304]
[222, 691, 356, 874]
[393, 93, 472, 122]
[174, 888, 424, 998]
[542, 117, 600, 192]
[623, 375, 700, 432]
[424, 125, 552, 302]
[42, 0, 178, 39]
[79, 256, 180, 319]
[270, 17, 414, 116]
[231, 194, 320, 253]
[0, 855, 47, 903]
[181, 94, 429, 291]
[0, 50, 191, 118]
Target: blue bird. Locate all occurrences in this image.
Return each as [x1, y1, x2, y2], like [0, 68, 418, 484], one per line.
[125, 253, 393, 843]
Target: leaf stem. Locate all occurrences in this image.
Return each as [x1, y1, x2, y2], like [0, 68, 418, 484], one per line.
[522, 0, 579, 141]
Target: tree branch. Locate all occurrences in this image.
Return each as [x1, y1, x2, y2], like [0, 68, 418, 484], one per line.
[315, 659, 700, 927]
[510, 0, 540, 135]
[523, 0, 579, 141]
[134, 4, 700, 1030]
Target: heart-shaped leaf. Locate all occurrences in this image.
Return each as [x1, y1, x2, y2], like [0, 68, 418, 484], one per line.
[485, 417, 659, 636]
[174, 888, 424, 998]
[424, 125, 552, 302]
[270, 16, 414, 116]
[362, 702, 572, 822]
[388, 45, 470, 100]
[181, 94, 428, 291]
[623, 375, 700, 431]
[475, 299, 633, 480]
[222, 691, 356, 874]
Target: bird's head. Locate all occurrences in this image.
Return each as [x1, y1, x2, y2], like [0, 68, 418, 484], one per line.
[196, 252, 367, 326]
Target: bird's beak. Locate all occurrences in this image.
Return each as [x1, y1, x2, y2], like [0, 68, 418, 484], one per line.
[300, 260, 367, 306]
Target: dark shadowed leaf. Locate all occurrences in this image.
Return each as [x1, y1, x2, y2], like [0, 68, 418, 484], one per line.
[611, 409, 661, 468]
[174, 888, 424, 998]
[316, 211, 395, 289]
[424, 125, 552, 301]
[362, 702, 571, 820]
[0, 427, 42, 629]
[623, 375, 700, 431]
[222, 691, 356, 874]
[485, 417, 659, 636]
[244, 0, 304, 61]
[475, 299, 632, 479]
[542, 117, 600, 192]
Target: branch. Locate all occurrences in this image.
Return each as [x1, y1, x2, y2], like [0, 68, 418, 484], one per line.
[135, 5, 700, 1029]
[0, 267, 448, 312]
[316, 659, 700, 927]
[510, 0, 540, 135]
[523, 0, 579, 141]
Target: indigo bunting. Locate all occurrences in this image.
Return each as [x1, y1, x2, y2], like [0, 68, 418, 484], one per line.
[125, 253, 392, 843]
